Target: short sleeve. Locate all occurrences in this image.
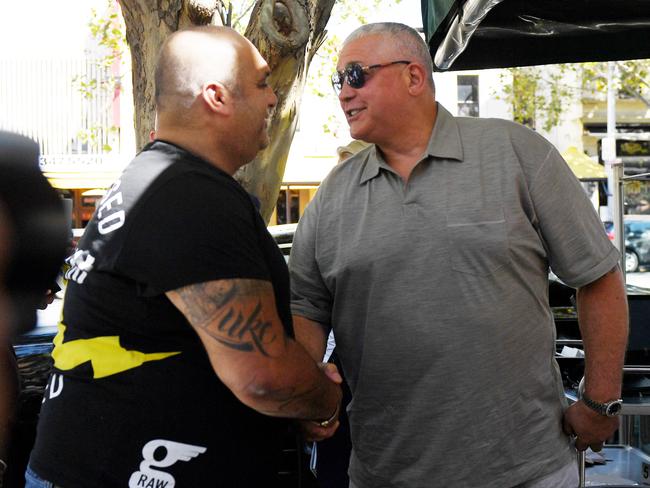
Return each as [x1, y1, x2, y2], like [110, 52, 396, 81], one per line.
[529, 147, 619, 288]
[118, 171, 269, 296]
[289, 190, 333, 328]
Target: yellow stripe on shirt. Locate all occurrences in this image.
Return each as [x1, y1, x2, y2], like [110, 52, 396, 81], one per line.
[52, 323, 181, 379]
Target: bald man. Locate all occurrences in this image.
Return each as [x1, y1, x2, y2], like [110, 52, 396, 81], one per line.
[27, 26, 341, 488]
[290, 22, 627, 488]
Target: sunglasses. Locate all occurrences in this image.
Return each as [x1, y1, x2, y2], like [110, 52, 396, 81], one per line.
[331, 60, 411, 95]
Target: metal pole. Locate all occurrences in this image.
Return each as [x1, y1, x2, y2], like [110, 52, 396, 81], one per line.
[604, 62, 616, 224]
[604, 61, 626, 277]
[614, 162, 626, 279]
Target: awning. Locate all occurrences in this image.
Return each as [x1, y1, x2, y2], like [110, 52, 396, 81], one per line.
[43, 171, 120, 189]
[422, 0, 650, 71]
[561, 146, 606, 181]
[39, 153, 127, 190]
[282, 155, 337, 185]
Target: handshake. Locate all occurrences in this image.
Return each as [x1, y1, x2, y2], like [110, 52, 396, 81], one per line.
[300, 362, 343, 442]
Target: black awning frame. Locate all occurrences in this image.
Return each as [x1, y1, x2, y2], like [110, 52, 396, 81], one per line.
[425, 0, 650, 71]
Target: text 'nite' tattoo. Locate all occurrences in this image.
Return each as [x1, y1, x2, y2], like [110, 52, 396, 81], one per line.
[215, 301, 275, 355]
[172, 280, 278, 356]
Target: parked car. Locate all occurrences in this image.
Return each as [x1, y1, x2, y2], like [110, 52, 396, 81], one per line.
[604, 216, 650, 272]
[267, 223, 298, 261]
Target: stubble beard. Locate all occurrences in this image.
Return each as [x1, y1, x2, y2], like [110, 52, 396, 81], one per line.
[259, 119, 271, 150]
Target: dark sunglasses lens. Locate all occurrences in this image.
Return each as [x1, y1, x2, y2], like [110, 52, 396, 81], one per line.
[346, 65, 365, 88]
[331, 72, 344, 93]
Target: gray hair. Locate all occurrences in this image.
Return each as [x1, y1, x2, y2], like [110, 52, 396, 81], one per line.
[343, 22, 434, 90]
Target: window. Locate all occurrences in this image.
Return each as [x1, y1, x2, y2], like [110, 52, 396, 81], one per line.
[275, 189, 300, 225]
[598, 138, 650, 177]
[457, 75, 479, 117]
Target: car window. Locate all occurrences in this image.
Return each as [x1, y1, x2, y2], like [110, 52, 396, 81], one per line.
[629, 223, 645, 234]
[629, 222, 650, 233]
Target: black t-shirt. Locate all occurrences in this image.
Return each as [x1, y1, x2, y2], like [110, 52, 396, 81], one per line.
[30, 141, 292, 487]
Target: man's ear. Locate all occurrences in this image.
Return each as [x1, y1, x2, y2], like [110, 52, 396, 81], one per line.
[405, 63, 428, 96]
[202, 82, 232, 115]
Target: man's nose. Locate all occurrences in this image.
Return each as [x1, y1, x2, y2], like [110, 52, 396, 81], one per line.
[268, 87, 278, 108]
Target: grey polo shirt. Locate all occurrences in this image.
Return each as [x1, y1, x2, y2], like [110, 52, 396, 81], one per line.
[290, 104, 619, 488]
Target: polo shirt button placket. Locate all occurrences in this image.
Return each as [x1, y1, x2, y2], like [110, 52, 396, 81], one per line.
[403, 201, 419, 218]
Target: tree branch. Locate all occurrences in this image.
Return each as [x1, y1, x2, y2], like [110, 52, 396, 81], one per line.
[621, 86, 650, 108]
[185, 0, 220, 24]
[258, 0, 310, 54]
[232, 0, 257, 29]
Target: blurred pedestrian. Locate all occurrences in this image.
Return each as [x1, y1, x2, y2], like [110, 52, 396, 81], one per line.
[0, 131, 68, 487]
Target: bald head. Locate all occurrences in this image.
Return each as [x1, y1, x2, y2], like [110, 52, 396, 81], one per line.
[155, 26, 247, 114]
[343, 22, 434, 91]
[152, 26, 277, 174]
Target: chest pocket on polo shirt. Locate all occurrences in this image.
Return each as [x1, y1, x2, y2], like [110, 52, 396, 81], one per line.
[446, 208, 511, 276]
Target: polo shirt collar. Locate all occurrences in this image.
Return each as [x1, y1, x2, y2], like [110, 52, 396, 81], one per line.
[358, 103, 464, 185]
[358, 146, 383, 184]
[425, 103, 464, 162]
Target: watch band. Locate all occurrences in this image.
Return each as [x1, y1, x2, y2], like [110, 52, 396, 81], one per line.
[582, 394, 623, 417]
[313, 403, 340, 428]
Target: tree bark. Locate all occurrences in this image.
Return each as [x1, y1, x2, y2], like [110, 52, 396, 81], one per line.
[118, 0, 183, 150]
[118, 0, 335, 222]
[237, 0, 334, 221]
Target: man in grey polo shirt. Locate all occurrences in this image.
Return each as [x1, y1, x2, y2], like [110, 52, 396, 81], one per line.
[290, 22, 629, 488]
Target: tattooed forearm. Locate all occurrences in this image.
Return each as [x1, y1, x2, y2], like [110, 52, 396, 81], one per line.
[276, 384, 326, 417]
[169, 279, 280, 356]
[244, 374, 333, 419]
[168, 279, 340, 420]
[214, 302, 276, 356]
[172, 280, 238, 326]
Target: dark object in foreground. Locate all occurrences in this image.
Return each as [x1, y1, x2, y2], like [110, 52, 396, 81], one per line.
[0, 131, 68, 336]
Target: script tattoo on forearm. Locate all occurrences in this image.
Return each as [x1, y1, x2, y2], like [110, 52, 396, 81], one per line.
[172, 280, 279, 356]
[213, 301, 276, 355]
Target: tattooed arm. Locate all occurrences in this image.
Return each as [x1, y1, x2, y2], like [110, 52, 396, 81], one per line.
[562, 265, 628, 451]
[166, 279, 341, 421]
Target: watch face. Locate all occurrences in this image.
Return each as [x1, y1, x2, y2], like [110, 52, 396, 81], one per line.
[606, 401, 623, 416]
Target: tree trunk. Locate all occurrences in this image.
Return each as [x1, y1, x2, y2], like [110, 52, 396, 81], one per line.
[118, 0, 182, 150]
[236, 0, 335, 221]
[118, 0, 335, 222]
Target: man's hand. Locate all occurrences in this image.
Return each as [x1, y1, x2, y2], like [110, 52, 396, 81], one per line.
[562, 401, 619, 451]
[299, 362, 342, 442]
[37, 289, 57, 310]
[319, 362, 342, 385]
[299, 418, 340, 442]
